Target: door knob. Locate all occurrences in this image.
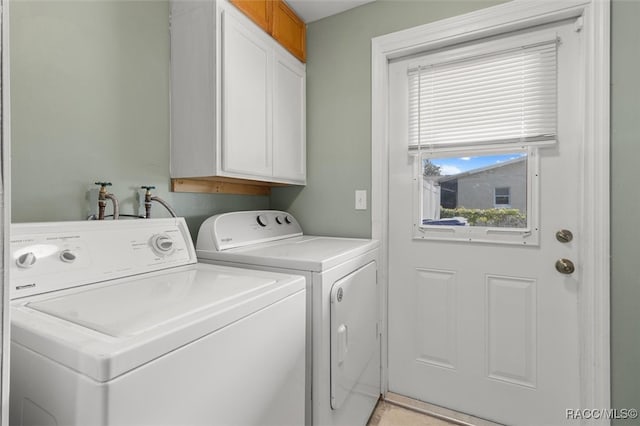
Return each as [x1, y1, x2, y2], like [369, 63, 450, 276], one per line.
[555, 258, 575, 274]
[556, 229, 573, 243]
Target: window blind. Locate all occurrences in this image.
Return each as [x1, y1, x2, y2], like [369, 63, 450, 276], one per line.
[408, 40, 557, 150]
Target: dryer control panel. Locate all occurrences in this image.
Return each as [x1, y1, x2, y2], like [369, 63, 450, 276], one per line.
[197, 210, 303, 251]
[10, 218, 196, 299]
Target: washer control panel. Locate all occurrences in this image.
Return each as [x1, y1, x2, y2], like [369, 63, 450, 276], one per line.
[10, 218, 196, 299]
[196, 210, 303, 251]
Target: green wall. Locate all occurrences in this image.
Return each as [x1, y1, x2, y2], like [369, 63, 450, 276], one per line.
[9, 0, 267, 237]
[611, 0, 640, 421]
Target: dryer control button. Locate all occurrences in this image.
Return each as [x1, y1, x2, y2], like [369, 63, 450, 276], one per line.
[60, 249, 77, 263]
[256, 214, 269, 227]
[16, 252, 37, 269]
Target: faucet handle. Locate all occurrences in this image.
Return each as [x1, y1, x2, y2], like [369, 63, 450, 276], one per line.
[141, 185, 156, 191]
[95, 181, 112, 188]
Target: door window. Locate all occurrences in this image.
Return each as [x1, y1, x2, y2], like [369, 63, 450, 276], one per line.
[416, 148, 539, 245]
[404, 31, 557, 246]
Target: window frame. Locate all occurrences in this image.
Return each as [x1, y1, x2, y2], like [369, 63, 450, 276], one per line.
[494, 186, 512, 208]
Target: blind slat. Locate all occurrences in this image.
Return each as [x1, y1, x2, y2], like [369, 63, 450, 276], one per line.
[408, 40, 557, 149]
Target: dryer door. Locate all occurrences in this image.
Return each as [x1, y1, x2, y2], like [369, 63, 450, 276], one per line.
[330, 261, 378, 410]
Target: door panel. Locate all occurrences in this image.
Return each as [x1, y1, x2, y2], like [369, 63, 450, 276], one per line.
[221, 10, 272, 177]
[486, 275, 537, 388]
[330, 261, 378, 410]
[414, 268, 457, 369]
[273, 51, 305, 183]
[387, 21, 582, 426]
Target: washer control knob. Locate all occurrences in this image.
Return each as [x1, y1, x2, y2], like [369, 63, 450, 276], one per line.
[150, 234, 175, 256]
[256, 214, 269, 227]
[60, 249, 77, 263]
[16, 252, 37, 269]
[284, 215, 292, 224]
[275, 215, 284, 225]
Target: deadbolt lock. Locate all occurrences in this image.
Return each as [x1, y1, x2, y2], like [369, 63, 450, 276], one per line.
[556, 229, 574, 243]
[555, 258, 575, 275]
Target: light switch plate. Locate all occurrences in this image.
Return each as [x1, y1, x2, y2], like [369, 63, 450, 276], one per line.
[355, 190, 367, 210]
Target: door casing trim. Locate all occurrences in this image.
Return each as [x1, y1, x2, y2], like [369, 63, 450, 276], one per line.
[371, 0, 610, 417]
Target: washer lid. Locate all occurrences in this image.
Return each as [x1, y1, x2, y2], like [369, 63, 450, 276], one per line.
[11, 264, 305, 382]
[27, 268, 277, 338]
[198, 236, 379, 272]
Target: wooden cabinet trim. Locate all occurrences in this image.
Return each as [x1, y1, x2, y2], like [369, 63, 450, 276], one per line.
[171, 177, 291, 195]
[229, 0, 306, 62]
[229, 0, 273, 33]
[272, 0, 306, 62]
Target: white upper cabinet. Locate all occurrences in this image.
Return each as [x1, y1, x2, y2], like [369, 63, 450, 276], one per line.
[170, 0, 306, 187]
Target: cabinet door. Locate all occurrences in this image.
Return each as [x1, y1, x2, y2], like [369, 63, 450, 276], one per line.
[273, 50, 306, 183]
[229, 0, 272, 34]
[272, 0, 306, 62]
[221, 10, 273, 178]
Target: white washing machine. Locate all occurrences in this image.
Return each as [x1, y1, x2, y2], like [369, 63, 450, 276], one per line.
[9, 218, 306, 426]
[196, 210, 381, 426]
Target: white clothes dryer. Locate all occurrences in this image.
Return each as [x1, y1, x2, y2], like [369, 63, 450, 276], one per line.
[196, 210, 381, 426]
[9, 218, 306, 426]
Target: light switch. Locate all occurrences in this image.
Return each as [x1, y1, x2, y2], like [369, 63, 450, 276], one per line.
[355, 190, 367, 210]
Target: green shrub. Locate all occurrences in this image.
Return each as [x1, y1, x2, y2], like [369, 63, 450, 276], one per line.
[440, 207, 526, 228]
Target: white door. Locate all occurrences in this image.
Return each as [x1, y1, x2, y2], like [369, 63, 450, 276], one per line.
[387, 21, 583, 426]
[221, 8, 272, 178]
